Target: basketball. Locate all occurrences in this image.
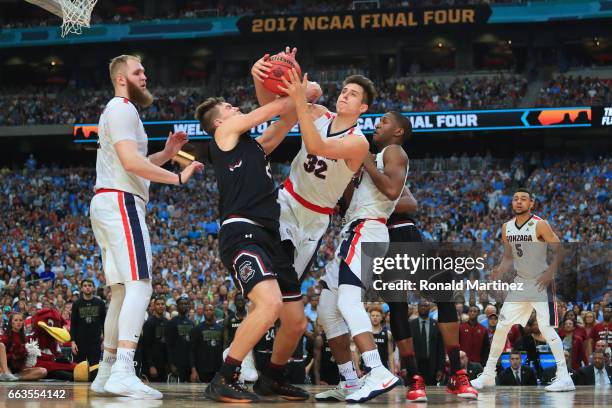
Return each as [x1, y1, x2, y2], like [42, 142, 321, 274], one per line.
[262, 53, 301, 96]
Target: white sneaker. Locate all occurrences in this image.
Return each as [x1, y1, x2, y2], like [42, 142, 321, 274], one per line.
[471, 371, 496, 390]
[222, 348, 259, 382]
[545, 375, 575, 392]
[104, 364, 163, 400]
[0, 372, 19, 381]
[315, 380, 363, 401]
[345, 367, 400, 403]
[90, 360, 113, 394]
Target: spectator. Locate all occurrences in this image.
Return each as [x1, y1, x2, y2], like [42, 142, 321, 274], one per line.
[190, 303, 223, 383]
[0, 313, 47, 381]
[458, 350, 483, 381]
[70, 279, 106, 366]
[165, 296, 194, 382]
[560, 319, 588, 371]
[409, 302, 445, 385]
[498, 350, 537, 386]
[142, 296, 169, 382]
[459, 305, 490, 366]
[578, 351, 612, 386]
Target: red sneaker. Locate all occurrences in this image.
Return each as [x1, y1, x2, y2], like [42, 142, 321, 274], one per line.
[446, 369, 478, 400]
[406, 375, 427, 402]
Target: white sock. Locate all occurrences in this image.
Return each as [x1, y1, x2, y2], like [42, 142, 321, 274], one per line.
[338, 361, 359, 386]
[540, 324, 569, 377]
[361, 349, 382, 370]
[483, 324, 512, 375]
[116, 348, 135, 370]
[102, 350, 117, 365]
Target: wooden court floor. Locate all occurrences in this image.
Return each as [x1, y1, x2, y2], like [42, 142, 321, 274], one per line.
[0, 382, 609, 407]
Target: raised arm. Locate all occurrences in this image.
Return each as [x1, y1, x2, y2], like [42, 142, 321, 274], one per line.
[362, 146, 408, 200]
[280, 69, 368, 162]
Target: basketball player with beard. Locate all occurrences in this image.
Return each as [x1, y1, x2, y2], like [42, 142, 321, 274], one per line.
[472, 189, 574, 392]
[90, 55, 204, 399]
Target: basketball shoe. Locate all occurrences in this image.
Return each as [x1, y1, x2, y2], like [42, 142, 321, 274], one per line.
[90, 359, 113, 394]
[104, 362, 162, 399]
[545, 374, 575, 392]
[205, 372, 259, 403]
[446, 369, 478, 399]
[471, 370, 496, 390]
[406, 375, 427, 402]
[314, 377, 365, 402]
[345, 366, 400, 403]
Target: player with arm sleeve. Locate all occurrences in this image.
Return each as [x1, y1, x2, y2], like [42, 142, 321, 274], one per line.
[89, 55, 203, 400]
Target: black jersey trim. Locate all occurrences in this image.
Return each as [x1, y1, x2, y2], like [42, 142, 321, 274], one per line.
[326, 117, 357, 138]
[514, 215, 534, 231]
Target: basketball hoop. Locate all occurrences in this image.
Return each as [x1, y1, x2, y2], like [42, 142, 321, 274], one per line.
[57, 0, 98, 37]
[25, 0, 98, 37]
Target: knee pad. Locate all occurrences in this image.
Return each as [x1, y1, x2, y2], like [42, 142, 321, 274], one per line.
[337, 285, 372, 337]
[436, 302, 458, 323]
[104, 284, 126, 349]
[388, 302, 412, 341]
[318, 288, 349, 339]
[118, 280, 152, 343]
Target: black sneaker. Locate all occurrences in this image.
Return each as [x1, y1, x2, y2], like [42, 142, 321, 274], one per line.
[253, 373, 309, 401]
[204, 373, 259, 403]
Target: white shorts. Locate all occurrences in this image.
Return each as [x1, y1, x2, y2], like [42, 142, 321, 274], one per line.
[90, 190, 152, 286]
[321, 218, 389, 290]
[498, 277, 559, 327]
[278, 187, 331, 279]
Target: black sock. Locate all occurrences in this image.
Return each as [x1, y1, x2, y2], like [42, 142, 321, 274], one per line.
[220, 356, 242, 382]
[446, 345, 461, 375]
[266, 361, 286, 381]
[402, 353, 419, 385]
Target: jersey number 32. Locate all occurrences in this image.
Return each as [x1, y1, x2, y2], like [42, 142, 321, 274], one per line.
[304, 154, 328, 179]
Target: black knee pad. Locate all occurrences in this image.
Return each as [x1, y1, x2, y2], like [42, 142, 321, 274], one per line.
[388, 302, 412, 341]
[436, 302, 457, 323]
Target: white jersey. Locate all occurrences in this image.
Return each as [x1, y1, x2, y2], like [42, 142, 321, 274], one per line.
[346, 146, 408, 223]
[287, 111, 361, 209]
[94, 97, 150, 202]
[505, 215, 549, 279]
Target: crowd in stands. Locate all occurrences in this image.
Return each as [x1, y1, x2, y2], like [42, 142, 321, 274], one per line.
[3, 0, 523, 29]
[0, 153, 610, 383]
[0, 73, 528, 126]
[537, 76, 612, 107]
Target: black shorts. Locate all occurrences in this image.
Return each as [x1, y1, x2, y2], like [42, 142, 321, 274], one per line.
[219, 222, 299, 299]
[388, 223, 423, 243]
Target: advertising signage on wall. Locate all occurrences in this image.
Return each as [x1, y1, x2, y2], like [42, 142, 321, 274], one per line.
[73, 106, 607, 143]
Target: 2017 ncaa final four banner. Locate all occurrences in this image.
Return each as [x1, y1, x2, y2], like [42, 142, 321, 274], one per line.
[73, 106, 612, 142]
[236, 5, 492, 34]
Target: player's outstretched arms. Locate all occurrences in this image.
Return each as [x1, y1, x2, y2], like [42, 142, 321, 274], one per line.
[280, 69, 368, 163]
[394, 186, 418, 214]
[256, 80, 322, 155]
[148, 131, 189, 167]
[115, 140, 203, 185]
[363, 146, 408, 200]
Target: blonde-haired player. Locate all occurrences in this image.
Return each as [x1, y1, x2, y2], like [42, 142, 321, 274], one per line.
[472, 189, 574, 392]
[89, 55, 203, 399]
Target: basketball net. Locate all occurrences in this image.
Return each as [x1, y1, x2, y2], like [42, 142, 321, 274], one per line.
[58, 0, 98, 37]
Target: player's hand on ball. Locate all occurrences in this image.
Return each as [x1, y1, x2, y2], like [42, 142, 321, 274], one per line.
[180, 160, 204, 184]
[280, 46, 298, 60]
[278, 69, 308, 102]
[165, 131, 188, 157]
[252, 54, 272, 83]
